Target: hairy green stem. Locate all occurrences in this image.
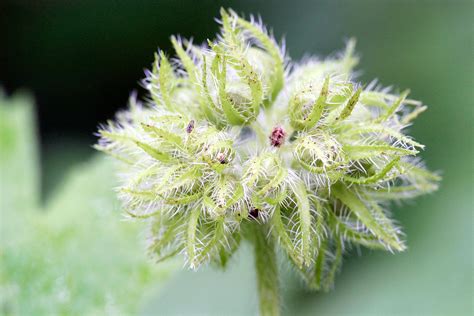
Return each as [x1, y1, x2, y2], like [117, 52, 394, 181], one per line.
[252, 225, 280, 316]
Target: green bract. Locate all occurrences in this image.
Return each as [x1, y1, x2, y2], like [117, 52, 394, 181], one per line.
[96, 9, 439, 315]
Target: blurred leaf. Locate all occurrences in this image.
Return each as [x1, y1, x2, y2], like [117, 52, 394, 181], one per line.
[0, 90, 40, 218]
[0, 92, 177, 315]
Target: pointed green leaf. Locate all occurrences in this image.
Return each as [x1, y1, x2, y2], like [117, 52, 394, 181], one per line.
[135, 141, 173, 162]
[336, 87, 362, 122]
[342, 157, 400, 184]
[292, 181, 313, 265]
[332, 183, 404, 251]
[186, 206, 201, 268]
[235, 13, 284, 105]
[377, 90, 409, 122]
[141, 123, 184, 148]
[271, 204, 304, 268]
[171, 35, 197, 83]
[157, 52, 175, 111]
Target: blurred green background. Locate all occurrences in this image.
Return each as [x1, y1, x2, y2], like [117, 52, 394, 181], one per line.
[1, 0, 472, 315]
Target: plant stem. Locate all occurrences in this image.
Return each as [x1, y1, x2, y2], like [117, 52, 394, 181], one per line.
[252, 225, 280, 316]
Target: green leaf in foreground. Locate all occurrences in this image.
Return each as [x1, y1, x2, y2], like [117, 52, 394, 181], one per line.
[0, 92, 177, 315]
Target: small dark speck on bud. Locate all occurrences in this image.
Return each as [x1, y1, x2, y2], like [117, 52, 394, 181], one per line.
[186, 120, 195, 133]
[249, 208, 259, 219]
[270, 126, 286, 147]
[216, 152, 228, 164]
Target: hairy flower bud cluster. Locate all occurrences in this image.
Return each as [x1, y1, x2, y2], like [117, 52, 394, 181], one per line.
[96, 9, 439, 290]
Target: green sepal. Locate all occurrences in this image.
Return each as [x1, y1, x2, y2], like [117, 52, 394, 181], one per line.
[289, 77, 330, 130]
[186, 206, 201, 268]
[342, 144, 418, 160]
[135, 141, 173, 163]
[335, 87, 362, 122]
[376, 90, 409, 122]
[292, 181, 313, 266]
[156, 52, 175, 111]
[271, 204, 305, 268]
[341, 157, 400, 184]
[140, 123, 184, 148]
[171, 35, 198, 83]
[210, 45, 247, 125]
[235, 13, 284, 106]
[332, 182, 405, 251]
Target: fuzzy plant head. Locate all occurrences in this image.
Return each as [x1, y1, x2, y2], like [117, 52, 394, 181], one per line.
[96, 9, 439, 294]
